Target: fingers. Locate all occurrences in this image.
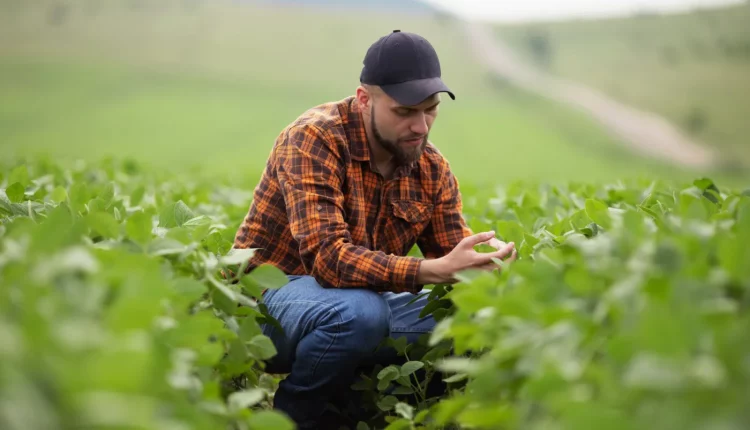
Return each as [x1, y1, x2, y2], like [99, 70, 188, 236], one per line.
[460, 231, 497, 248]
[474, 247, 517, 272]
[489, 238, 507, 251]
[474, 262, 498, 272]
[478, 241, 515, 263]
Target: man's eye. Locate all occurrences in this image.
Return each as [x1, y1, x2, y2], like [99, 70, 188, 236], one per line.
[396, 110, 411, 117]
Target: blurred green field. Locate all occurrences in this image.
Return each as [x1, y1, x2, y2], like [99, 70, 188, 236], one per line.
[494, 3, 750, 169]
[0, 0, 738, 187]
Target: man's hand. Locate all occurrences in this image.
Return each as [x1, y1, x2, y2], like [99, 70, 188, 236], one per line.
[418, 231, 516, 285]
[476, 236, 518, 264]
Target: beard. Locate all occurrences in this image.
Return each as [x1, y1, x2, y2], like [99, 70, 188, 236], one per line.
[371, 108, 427, 166]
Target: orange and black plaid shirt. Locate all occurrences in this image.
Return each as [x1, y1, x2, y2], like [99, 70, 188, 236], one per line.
[233, 96, 472, 294]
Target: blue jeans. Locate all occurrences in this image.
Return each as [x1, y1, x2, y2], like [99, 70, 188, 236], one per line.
[260, 275, 436, 428]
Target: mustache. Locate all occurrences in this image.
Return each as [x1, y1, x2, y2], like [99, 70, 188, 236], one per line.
[400, 135, 427, 142]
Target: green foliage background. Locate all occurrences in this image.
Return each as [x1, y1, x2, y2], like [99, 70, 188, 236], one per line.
[2, 159, 748, 429]
[2, 1, 750, 429]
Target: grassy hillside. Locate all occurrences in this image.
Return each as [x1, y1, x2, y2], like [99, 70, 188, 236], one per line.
[0, 0, 735, 186]
[494, 3, 750, 170]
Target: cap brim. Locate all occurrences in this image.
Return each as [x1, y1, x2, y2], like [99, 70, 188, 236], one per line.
[379, 77, 455, 106]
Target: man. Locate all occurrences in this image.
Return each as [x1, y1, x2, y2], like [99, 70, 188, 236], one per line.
[232, 30, 516, 428]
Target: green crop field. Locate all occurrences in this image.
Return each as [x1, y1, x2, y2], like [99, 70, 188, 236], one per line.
[2, 1, 750, 429]
[494, 3, 750, 169]
[0, 0, 735, 187]
[2, 159, 748, 430]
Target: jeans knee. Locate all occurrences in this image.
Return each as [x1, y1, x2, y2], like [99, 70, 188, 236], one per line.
[342, 293, 390, 353]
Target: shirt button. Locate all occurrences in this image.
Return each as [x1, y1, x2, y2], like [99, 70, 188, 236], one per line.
[317, 204, 322, 211]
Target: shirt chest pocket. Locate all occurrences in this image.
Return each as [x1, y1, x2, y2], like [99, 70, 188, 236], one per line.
[383, 199, 434, 254]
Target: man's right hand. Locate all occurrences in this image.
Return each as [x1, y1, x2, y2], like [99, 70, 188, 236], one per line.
[417, 231, 516, 285]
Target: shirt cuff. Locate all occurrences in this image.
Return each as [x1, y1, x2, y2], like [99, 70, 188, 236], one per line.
[388, 255, 422, 294]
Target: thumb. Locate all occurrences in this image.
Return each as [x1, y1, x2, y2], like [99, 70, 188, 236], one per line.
[461, 231, 496, 248]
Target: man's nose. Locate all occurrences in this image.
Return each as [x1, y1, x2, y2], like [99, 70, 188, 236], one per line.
[411, 113, 429, 135]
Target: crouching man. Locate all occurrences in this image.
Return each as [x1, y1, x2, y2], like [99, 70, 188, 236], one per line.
[232, 30, 516, 429]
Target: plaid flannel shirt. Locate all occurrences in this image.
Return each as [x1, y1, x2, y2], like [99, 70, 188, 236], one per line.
[233, 96, 472, 294]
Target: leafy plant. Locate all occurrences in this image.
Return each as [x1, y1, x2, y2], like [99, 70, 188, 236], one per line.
[0, 159, 293, 430]
[2, 159, 748, 430]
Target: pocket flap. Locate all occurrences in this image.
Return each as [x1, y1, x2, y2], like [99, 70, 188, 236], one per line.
[391, 200, 433, 223]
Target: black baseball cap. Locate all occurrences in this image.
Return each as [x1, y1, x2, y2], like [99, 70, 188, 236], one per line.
[360, 30, 455, 106]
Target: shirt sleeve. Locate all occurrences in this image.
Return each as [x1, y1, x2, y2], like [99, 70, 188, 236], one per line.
[275, 123, 423, 294]
[417, 167, 473, 259]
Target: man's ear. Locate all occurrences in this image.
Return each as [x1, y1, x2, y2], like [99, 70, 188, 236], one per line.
[356, 85, 373, 110]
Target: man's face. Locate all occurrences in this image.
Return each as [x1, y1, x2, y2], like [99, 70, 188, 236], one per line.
[368, 91, 440, 166]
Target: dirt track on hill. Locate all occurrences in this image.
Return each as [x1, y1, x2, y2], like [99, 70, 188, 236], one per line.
[463, 22, 718, 169]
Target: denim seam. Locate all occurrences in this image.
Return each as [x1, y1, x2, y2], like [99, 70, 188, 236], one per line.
[386, 303, 394, 338]
[309, 305, 341, 384]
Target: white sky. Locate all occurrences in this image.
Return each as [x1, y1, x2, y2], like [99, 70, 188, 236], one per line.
[420, 0, 744, 22]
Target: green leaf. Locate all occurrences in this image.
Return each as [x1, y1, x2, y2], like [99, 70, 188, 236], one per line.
[239, 315, 262, 342]
[159, 200, 195, 228]
[693, 177, 715, 191]
[392, 386, 415, 395]
[443, 373, 468, 383]
[694, 177, 721, 204]
[6, 182, 25, 202]
[69, 182, 90, 212]
[400, 361, 424, 376]
[474, 243, 496, 253]
[211, 288, 238, 315]
[385, 418, 412, 430]
[436, 357, 480, 374]
[126, 211, 152, 245]
[167, 227, 193, 245]
[183, 215, 212, 240]
[585, 198, 611, 229]
[562, 404, 632, 430]
[257, 303, 284, 336]
[458, 404, 516, 427]
[172, 278, 207, 302]
[99, 182, 115, 208]
[394, 402, 414, 420]
[0, 195, 11, 215]
[240, 276, 264, 299]
[378, 365, 400, 382]
[377, 395, 399, 412]
[228, 389, 265, 411]
[86, 212, 120, 239]
[246, 411, 294, 430]
[377, 365, 400, 391]
[387, 336, 409, 355]
[418, 298, 451, 319]
[220, 248, 256, 266]
[130, 185, 145, 206]
[247, 334, 277, 360]
[496, 220, 525, 245]
[8, 164, 29, 187]
[147, 237, 189, 256]
[433, 396, 470, 425]
[248, 264, 289, 290]
[356, 422, 370, 430]
[414, 409, 429, 424]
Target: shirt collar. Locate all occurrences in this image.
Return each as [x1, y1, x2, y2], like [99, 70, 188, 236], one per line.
[343, 96, 370, 162]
